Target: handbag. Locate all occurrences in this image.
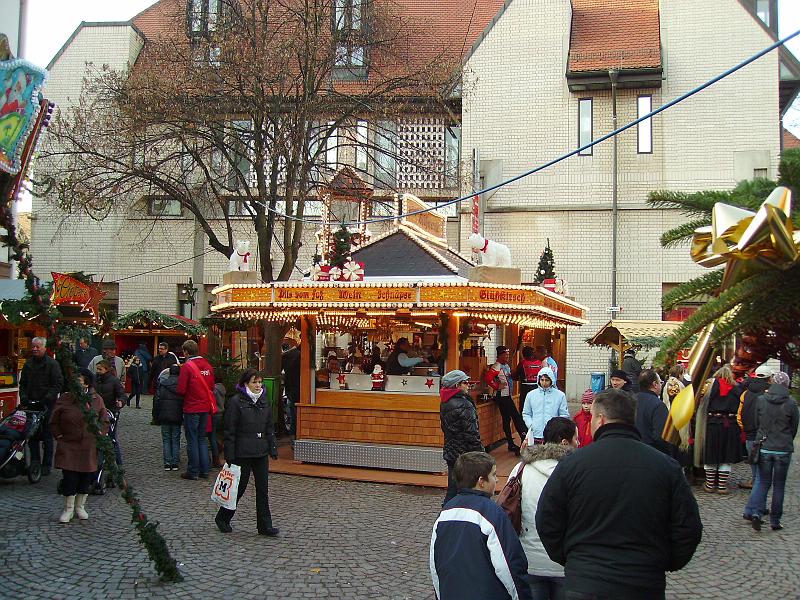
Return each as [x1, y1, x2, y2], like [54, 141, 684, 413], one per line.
[747, 436, 766, 465]
[497, 462, 524, 534]
[211, 463, 241, 510]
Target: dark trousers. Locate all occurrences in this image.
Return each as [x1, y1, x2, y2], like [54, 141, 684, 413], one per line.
[519, 383, 536, 413]
[61, 470, 94, 496]
[128, 380, 142, 408]
[216, 455, 273, 532]
[495, 393, 527, 447]
[443, 459, 457, 507]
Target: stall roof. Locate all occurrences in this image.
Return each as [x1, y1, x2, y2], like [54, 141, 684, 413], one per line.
[588, 319, 683, 349]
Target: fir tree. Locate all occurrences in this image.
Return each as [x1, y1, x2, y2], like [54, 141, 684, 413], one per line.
[329, 223, 353, 268]
[536, 239, 556, 283]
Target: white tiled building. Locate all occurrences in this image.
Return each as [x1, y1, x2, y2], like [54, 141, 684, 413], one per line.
[458, 0, 799, 398]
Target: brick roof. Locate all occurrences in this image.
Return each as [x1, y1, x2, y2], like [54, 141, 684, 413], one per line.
[567, 0, 661, 73]
[783, 128, 800, 150]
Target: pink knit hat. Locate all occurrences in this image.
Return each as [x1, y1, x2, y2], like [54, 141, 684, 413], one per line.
[581, 389, 595, 403]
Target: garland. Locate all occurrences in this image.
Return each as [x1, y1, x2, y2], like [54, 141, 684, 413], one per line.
[115, 309, 207, 337]
[0, 184, 182, 583]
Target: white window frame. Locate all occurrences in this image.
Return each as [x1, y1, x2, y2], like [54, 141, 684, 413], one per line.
[637, 95, 653, 154]
[148, 197, 183, 217]
[578, 98, 593, 156]
[355, 120, 368, 173]
[326, 121, 338, 169]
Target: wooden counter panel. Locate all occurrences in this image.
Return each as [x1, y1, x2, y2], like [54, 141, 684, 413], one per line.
[313, 389, 439, 412]
[298, 404, 444, 447]
[296, 401, 507, 449]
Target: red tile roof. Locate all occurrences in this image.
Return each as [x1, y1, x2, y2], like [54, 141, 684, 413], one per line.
[131, 0, 507, 88]
[568, 0, 661, 73]
[783, 128, 800, 150]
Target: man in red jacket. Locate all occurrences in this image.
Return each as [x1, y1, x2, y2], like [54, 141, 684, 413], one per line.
[177, 339, 216, 480]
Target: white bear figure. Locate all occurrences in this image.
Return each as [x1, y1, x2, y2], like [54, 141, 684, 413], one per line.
[229, 240, 252, 272]
[468, 233, 512, 268]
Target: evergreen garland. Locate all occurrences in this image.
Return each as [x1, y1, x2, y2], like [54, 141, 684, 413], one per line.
[114, 309, 207, 337]
[535, 239, 555, 283]
[0, 179, 183, 582]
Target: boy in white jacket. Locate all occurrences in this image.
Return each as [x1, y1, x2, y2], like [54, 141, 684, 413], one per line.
[509, 417, 578, 599]
[522, 367, 570, 444]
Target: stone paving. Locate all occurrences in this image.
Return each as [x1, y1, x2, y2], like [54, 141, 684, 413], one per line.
[1, 396, 798, 599]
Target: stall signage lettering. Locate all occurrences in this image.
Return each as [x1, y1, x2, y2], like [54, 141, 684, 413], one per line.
[476, 288, 531, 304]
[277, 288, 325, 301]
[273, 287, 415, 304]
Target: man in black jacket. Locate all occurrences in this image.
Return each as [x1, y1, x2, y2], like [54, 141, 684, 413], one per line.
[737, 365, 771, 490]
[635, 370, 669, 451]
[536, 388, 702, 600]
[19, 336, 63, 474]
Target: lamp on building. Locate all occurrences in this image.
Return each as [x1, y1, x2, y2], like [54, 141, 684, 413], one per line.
[178, 277, 199, 319]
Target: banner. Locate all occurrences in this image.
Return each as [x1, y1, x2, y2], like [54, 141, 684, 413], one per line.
[50, 272, 106, 318]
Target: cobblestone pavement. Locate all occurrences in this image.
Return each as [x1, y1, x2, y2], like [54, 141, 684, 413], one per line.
[1, 397, 798, 599]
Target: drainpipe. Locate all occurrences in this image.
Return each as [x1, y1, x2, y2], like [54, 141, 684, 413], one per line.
[609, 68, 620, 370]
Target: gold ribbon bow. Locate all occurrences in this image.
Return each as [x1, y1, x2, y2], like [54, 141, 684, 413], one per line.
[664, 187, 800, 449]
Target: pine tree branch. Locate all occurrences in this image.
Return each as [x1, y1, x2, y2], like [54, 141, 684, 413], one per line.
[647, 190, 730, 218]
[660, 219, 711, 248]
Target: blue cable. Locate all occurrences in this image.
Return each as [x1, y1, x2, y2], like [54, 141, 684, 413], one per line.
[253, 27, 800, 227]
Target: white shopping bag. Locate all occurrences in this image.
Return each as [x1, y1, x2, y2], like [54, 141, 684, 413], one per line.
[211, 463, 241, 510]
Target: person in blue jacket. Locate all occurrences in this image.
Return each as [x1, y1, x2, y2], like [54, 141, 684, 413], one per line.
[430, 451, 532, 600]
[522, 367, 569, 445]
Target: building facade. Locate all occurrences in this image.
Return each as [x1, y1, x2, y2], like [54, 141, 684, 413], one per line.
[459, 0, 799, 397]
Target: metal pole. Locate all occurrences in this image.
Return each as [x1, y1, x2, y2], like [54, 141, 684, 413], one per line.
[18, 0, 28, 58]
[609, 69, 619, 321]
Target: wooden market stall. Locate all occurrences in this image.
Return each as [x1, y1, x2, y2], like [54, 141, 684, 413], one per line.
[211, 198, 588, 472]
[588, 319, 685, 367]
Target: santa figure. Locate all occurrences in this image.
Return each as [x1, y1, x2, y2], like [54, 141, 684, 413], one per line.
[371, 364, 385, 391]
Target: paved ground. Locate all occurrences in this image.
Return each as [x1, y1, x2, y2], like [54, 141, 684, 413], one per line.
[1, 396, 798, 599]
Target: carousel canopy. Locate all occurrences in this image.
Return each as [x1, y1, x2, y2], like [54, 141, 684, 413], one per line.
[113, 310, 207, 336]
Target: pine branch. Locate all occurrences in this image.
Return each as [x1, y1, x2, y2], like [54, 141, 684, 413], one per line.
[662, 270, 723, 312]
[660, 219, 710, 248]
[647, 190, 731, 218]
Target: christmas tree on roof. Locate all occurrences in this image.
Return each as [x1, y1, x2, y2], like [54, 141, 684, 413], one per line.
[536, 239, 555, 283]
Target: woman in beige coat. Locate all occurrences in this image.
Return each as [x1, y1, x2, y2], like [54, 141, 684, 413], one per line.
[50, 368, 108, 523]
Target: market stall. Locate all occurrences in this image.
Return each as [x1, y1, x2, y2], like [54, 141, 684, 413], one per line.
[588, 319, 686, 367]
[211, 194, 587, 472]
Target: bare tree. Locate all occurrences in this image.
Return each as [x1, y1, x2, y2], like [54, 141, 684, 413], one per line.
[41, 0, 462, 282]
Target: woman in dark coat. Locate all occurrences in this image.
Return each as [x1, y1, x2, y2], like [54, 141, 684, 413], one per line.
[215, 369, 279, 536]
[702, 365, 743, 494]
[50, 368, 108, 523]
[439, 369, 484, 507]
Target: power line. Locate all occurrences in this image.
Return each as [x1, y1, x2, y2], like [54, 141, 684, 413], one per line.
[111, 248, 215, 282]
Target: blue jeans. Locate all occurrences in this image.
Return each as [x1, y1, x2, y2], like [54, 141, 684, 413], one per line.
[161, 424, 181, 467]
[745, 452, 791, 525]
[745, 439, 759, 483]
[530, 575, 565, 600]
[183, 412, 209, 477]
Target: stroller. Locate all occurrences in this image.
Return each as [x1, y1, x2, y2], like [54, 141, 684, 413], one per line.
[0, 407, 46, 484]
[90, 409, 119, 495]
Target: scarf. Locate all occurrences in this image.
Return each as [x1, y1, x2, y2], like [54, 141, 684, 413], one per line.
[245, 386, 262, 403]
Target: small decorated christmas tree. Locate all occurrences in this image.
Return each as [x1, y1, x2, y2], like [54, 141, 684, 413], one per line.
[329, 223, 353, 268]
[536, 238, 555, 283]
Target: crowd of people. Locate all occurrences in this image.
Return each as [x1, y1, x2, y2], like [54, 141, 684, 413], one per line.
[12, 335, 281, 535]
[435, 351, 797, 600]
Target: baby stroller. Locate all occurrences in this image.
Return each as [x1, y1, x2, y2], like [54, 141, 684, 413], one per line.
[90, 409, 119, 495]
[0, 407, 45, 484]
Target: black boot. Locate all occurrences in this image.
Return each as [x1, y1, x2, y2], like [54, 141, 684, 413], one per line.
[215, 513, 233, 533]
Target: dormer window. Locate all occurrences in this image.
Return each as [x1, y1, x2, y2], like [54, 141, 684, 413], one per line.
[188, 0, 226, 38]
[333, 0, 367, 75]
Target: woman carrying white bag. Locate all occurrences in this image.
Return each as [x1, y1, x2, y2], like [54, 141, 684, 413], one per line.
[214, 369, 280, 536]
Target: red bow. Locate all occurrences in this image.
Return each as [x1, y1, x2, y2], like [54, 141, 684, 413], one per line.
[238, 252, 250, 263]
[481, 239, 489, 252]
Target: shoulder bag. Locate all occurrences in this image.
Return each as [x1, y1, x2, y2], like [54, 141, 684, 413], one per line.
[497, 463, 524, 534]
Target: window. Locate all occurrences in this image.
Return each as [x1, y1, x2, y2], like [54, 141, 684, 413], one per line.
[754, 168, 768, 179]
[326, 121, 338, 169]
[227, 199, 255, 217]
[756, 0, 770, 26]
[148, 197, 183, 217]
[208, 45, 221, 67]
[373, 120, 397, 189]
[188, 0, 224, 38]
[637, 95, 653, 154]
[370, 197, 395, 217]
[355, 120, 369, 173]
[578, 98, 593, 156]
[333, 0, 366, 71]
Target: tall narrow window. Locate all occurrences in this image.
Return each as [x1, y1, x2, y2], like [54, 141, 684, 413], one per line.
[756, 0, 770, 26]
[374, 120, 397, 189]
[326, 121, 338, 169]
[637, 95, 653, 154]
[333, 0, 366, 71]
[355, 120, 369, 173]
[444, 125, 461, 188]
[578, 98, 593, 156]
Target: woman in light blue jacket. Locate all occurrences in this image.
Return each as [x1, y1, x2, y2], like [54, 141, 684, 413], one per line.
[522, 367, 570, 445]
